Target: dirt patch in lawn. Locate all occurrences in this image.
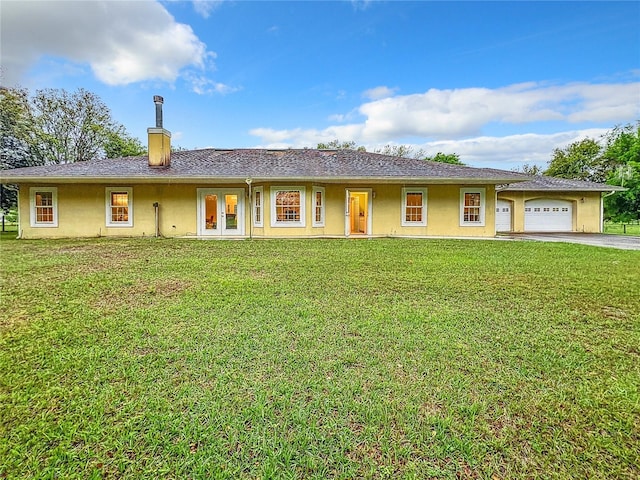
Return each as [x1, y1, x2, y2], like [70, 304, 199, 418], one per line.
[92, 279, 192, 312]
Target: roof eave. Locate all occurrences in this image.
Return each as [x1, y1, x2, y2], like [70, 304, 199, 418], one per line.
[1, 175, 528, 185]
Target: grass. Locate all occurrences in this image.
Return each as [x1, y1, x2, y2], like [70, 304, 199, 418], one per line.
[0, 225, 17, 234]
[1, 237, 639, 479]
[604, 222, 640, 236]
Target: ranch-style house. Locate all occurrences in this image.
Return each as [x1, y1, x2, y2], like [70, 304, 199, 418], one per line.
[1, 97, 623, 239]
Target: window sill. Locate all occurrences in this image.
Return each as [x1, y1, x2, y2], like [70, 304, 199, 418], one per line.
[271, 223, 305, 228]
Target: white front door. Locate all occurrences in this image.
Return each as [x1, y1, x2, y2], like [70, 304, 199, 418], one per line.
[495, 199, 512, 232]
[197, 188, 245, 236]
[524, 199, 573, 232]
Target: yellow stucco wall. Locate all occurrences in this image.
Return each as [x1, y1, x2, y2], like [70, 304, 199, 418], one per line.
[497, 191, 602, 233]
[17, 182, 500, 239]
[18, 184, 202, 238]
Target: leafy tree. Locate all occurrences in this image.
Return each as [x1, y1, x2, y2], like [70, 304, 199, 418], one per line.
[605, 173, 639, 222]
[544, 138, 604, 182]
[104, 129, 147, 158]
[512, 163, 543, 175]
[317, 140, 366, 151]
[0, 87, 39, 212]
[317, 139, 442, 161]
[0, 87, 38, 168]
[375, 144, 426, 159]
[543, 123, 639, 221]
[0, 136, 32, 212]
[29, 88, 121, 164]
[425, 152, 465, 165]
[602, 123, 640, 221]
[602, 123, 640, 172]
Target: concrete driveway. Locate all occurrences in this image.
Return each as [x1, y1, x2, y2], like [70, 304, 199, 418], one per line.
[504, 233, 640, 250]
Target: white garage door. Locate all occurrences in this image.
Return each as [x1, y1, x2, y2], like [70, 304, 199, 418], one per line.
[524, 199, 573, 232]
[495, 199, 512, 232]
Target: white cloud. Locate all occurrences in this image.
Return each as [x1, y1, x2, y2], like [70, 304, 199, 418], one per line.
[362, 86, 398, 100]
[1, 0, 212, 86]
[184, 72, 240, 95]
[250, 128, 306, 144]
[249, 80, 635, 169]
[250, 124, 367, 149]
[355, 82, 639, 141]
[250, 80, 639, 149]
[411, 129, 610, 169]
[172, 131, 184, 142]
[192, 0, 223, 18]
[327, 106, 360, 123]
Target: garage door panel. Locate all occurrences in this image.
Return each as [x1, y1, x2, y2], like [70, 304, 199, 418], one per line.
[495, 199, 512, 232]
[524, 199, 572, 232]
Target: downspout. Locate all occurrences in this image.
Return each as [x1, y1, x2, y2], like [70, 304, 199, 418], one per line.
[245, 178, 252, 239]
[153, 202, 160, 238]
[16, 187, 22, 239]
[494, 186, 499, 236]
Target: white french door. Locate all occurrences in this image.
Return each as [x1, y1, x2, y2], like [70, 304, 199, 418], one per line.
[197, 188, 245, 236]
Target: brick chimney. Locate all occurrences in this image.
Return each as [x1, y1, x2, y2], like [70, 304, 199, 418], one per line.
[147, 95, 171, 168]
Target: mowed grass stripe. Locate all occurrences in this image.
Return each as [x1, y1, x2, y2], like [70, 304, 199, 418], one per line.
[1, 237, 638, 479]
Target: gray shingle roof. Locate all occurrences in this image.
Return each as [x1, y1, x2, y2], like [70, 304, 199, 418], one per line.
[1, 148, 530, 184]
[498, 175, 626, 192]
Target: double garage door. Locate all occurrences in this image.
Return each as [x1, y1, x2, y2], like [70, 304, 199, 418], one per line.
[524, 199, 573, 232]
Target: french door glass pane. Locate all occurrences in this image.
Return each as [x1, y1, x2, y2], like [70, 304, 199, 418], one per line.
[225, 194, 238, 229]
[205, 194, 218, 230]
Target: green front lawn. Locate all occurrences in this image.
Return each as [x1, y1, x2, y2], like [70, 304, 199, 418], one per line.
[1, 238, 639, 479]
[604, 222, 640, 236]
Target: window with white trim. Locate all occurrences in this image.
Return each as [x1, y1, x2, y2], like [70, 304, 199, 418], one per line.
[271, 187, 305, 227]
[401, 188, 427, 226]
[106, 187, 133, 227]
[30, 187, 58, 227]
[459, 188, 485, 226]
[253, 187, 264, 227]
[312, 187, 325, 227]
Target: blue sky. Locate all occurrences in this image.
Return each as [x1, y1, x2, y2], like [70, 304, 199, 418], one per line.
[2, 0, 639, 169]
